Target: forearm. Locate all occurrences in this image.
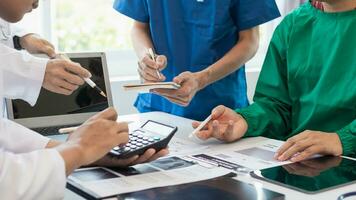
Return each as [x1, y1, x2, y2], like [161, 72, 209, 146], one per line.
[131, 21, 155, 60]
[55, 142, 84, 176]
[198, 27, 259, 89]
[46, 140, 84, 175]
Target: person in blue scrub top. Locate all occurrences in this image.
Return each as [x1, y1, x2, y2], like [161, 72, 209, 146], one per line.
[114, 0, 280, 121]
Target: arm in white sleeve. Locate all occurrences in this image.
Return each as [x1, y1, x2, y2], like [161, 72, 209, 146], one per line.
[0, 118, 49, 153]
[0, 43, 47, 106]
[0, 149, 66, 200]
[0, 18, 30, 48]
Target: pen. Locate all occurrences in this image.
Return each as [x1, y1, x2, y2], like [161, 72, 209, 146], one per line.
[58, 53, 107, 98]
[189, 114, 212, 139]
[147, 48, 162, 79]
[58, 121, 135, 134]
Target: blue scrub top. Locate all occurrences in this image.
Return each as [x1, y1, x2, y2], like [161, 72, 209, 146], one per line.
[114, 0, 280, 121]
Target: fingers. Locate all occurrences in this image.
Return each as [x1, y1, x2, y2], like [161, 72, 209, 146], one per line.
[275, 133, 313, 161]
[131, 148, 156, 165]
[92, 107, 118, 121]
[157, 93, 189, 106]
[195, 122, 214, 140]
[51, 86, 73, 96]
[290, 146, 321, 162]
[53, 78, 79, 92]
[155, 55, 167, 70]
[142, 55, 158, 70]
[137, 64, 162, 82]
[147, 148, 169, 162]
[192, 121, 200, 129]
[63, 61, 91, 78]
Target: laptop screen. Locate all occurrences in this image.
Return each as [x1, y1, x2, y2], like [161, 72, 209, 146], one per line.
[11, 56, 109, 119]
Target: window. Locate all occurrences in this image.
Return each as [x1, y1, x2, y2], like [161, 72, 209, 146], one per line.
[54, 0, 133, 52]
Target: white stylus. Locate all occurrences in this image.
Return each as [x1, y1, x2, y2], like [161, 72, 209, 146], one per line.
[189, 114, 212, 138]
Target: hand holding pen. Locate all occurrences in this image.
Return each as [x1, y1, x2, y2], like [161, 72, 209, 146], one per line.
[43, 57, 92, 96]
[138, 48, 167, 83]
[57, 53, 107, 98]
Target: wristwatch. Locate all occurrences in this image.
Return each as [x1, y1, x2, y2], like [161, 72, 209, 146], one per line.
[13, 35, 23, 50]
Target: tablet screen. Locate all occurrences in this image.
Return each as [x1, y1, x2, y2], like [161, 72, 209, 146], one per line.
[251, 156, 356, 194]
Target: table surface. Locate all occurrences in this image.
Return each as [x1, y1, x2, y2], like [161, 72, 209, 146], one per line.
[63, 112, 356, 200]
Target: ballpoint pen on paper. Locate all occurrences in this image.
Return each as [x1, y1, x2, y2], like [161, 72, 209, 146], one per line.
[147, 48, 162, 79]
[58, 53, 107, 98]
[189, 114, 212, 139]
[58, 121, 134, 134]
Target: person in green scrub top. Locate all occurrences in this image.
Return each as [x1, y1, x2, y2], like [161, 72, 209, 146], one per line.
[193, 0, 356, 162]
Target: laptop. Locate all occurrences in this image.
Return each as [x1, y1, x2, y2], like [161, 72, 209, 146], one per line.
[5, 52, 113, 136]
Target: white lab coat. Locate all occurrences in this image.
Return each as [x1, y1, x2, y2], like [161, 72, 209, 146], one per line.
[0, 20, 66, 200]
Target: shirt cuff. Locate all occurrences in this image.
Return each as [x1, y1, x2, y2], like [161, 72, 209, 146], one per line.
[22, 53, 48, 106]
[235, 107, 259, 137]
[337, 127, 356, 156]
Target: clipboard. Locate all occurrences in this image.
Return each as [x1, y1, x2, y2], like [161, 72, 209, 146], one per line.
[123, 82, 181, 91]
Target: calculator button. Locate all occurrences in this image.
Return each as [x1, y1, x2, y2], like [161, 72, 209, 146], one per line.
[132, 132, 139, 137]
[136, 143, 143, 147]
[130, 141, 137, 145]
[137, 139, 143, 143]
[130, 137, 138, 141]
[143, 141, 149, 145]
[143, 136, 149, 140]
[148, 138, 154, 143]
[153, 136, 161, 141]
[113, 146, 120, 151]
[123, 147, 131, 152]
[130, 145, 137, 149]
[137, 135, 144, 139]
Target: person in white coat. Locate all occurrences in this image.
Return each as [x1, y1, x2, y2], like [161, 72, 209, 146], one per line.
[0, 0, 169, 199]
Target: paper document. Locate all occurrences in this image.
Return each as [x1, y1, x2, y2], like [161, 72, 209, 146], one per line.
[123, 82, 181, 91]
[68, 156, 231, 198]
[193, 139, 291, 171]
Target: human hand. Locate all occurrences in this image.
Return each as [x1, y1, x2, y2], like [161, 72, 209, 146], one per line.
[65, 108, 129, 166]
[43, 59, 91, 95]
[138, 54, 167, 83]
[93, 148, 169, 167]
[152, 71, 205, 106]
[275, 130, 343, 162]
[191, 105, 248, 142]
[20, 34, 56, 58]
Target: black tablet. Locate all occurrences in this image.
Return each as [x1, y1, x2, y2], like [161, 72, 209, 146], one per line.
[251, 156, 356, 194]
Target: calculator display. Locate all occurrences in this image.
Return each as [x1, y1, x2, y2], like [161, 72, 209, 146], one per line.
[142, 121, 175, 136]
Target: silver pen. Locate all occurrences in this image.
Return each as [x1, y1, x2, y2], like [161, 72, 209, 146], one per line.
[147, 48, 162, 79]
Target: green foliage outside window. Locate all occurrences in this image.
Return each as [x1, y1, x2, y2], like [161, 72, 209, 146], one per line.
[55, 0, 132, 52]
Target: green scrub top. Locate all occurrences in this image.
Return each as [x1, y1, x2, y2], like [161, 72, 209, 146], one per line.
[237, 3, 356, 155]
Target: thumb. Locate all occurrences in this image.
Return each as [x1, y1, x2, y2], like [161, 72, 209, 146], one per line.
[173, 72, 189, 85]
[43, 46, 56, 58]
[211, 105, 226, 120]
[91, 107, 118, 121]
